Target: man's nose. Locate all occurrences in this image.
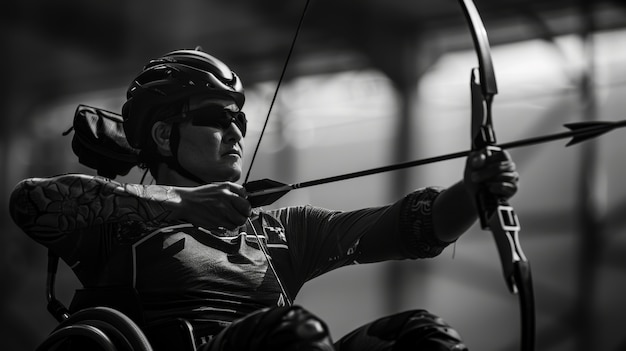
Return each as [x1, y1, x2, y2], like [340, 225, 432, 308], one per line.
[224, 121, 244, 142]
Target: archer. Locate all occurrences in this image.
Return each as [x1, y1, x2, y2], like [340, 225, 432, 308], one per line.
[9, 48, 518, 350]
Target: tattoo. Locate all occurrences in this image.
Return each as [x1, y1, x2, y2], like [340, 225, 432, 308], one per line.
[9, 174, 180, 241]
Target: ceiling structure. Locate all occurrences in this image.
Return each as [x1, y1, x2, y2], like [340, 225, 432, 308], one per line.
[3, 0, 626, 105]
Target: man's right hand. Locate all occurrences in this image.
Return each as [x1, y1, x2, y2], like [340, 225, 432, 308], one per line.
[175, 182, 252, 230]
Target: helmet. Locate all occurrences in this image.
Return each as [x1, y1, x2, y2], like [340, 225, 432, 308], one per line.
[122, 49, 245, 149]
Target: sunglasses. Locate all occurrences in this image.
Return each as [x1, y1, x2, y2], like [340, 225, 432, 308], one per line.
[166, 104, 247, 136]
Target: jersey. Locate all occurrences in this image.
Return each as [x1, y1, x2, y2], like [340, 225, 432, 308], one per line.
[11, 176, 450, 336]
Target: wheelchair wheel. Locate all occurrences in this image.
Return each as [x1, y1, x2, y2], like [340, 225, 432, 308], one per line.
[36, 307, 153, 351]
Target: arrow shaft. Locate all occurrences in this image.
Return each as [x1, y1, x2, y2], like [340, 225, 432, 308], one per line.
[247, 120, 625, 198]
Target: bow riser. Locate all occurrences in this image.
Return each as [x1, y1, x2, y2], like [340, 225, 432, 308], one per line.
[459, 0, 536, 350]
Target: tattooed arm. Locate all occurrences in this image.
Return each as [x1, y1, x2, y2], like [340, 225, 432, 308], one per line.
[9, 174, 179, 242]
[9, 173, 252, 244]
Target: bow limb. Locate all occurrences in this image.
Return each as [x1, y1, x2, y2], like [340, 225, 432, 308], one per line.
[458, 1, 535, 350]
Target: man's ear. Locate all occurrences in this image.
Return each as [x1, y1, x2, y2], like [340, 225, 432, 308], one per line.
[151, 121, 174, 157]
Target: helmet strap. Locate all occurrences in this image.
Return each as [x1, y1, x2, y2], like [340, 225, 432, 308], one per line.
[165, 123, 207, 185]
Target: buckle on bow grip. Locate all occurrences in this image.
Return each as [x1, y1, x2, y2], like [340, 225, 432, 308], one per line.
[63, 105, 140, 178]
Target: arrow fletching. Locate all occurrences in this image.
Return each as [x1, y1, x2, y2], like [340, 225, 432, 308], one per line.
[244, 178, 293, 207]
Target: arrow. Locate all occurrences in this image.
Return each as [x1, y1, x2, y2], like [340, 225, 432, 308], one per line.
[245, 119, 626, 207]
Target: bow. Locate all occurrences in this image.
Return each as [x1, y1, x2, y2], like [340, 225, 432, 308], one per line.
[241, 1, 626, 350]
[460, 1, 535, 350]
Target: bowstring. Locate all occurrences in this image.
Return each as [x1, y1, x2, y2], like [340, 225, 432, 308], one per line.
[243, 0, 312, 184]
[242, 0, 311, 308]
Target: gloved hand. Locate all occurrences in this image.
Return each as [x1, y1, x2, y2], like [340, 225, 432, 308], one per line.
[464, 146, 519, 203]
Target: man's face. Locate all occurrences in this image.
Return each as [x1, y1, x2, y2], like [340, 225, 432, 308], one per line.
[175, 96, 245, 183]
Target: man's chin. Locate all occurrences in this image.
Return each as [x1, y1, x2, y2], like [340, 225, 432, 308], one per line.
[227, 168, 242, 182]
[194, 164, 242, 183]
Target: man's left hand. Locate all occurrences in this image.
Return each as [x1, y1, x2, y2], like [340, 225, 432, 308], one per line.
[464, 147, 519, 202]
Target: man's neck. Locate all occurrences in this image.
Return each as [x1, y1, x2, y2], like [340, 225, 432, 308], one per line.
[155, 163, 202, 187]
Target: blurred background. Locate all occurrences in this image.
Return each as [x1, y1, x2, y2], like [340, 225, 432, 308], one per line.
[2, 0, 626, 350]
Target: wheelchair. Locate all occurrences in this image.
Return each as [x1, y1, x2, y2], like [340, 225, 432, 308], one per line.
[37, 250, 201, 351]
[37, 251, 469, 351]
